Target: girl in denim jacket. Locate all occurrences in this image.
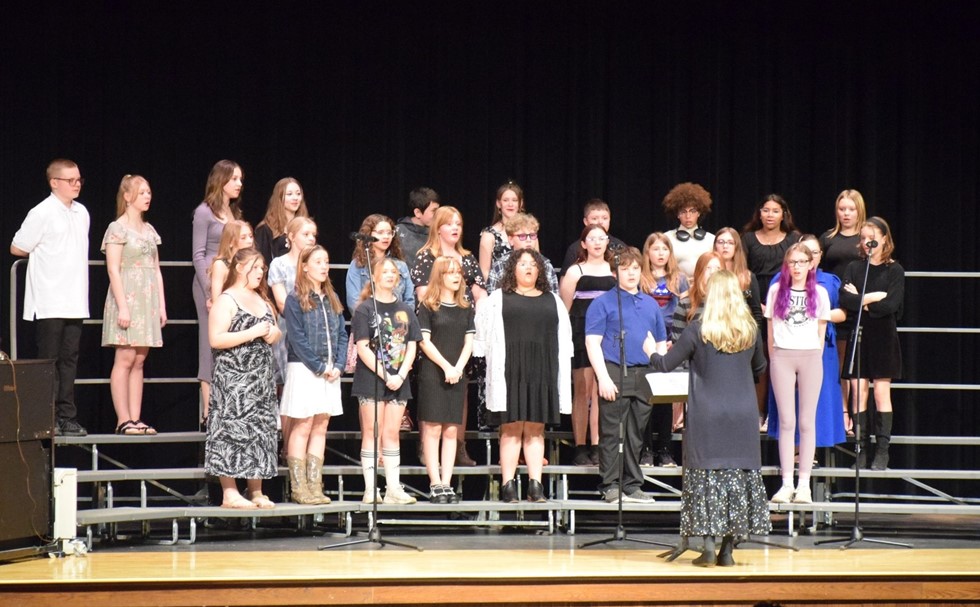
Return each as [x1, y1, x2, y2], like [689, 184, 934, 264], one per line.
[281, 245, 346, 504]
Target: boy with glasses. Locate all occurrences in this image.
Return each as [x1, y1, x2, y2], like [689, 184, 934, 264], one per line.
[485, 213, 558, 293]
[11, 159, 91, 436]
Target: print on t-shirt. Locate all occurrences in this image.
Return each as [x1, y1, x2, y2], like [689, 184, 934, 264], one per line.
[370, 308, 411, 372]
[786, 290, 813, 328]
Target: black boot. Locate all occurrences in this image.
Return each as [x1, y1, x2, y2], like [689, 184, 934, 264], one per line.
[717, 535, 735, 567]
[692, 535, 717, 567]
[871, 411, 893, 470]
[500, 479, 519, 503]
[851, 411, 870, 469]
[658, 537, 690, 562]
[527, 479, 547, 503]
[572, 445, 591, 466]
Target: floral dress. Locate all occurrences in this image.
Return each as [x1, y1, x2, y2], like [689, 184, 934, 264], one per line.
[101, 221, 163, 347]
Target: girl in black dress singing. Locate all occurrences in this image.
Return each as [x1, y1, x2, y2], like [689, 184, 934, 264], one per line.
[476, 250, 571, 503]
[819, 189, 867, 435]
[840, 217, 904, 470]
[417, 256, 475, 503]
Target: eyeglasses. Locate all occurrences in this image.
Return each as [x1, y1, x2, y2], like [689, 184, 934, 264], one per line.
[586, 235, 609, 243]
[53, 177, 85, 186]
[513, 232, 538, 241]
[372, 230, 393, 237]
[787, 260, 810, 267]
[678, 208, 699, 216]
[715, 239, 735, 246]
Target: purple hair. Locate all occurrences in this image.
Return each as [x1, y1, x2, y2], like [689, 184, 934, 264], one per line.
[772, 244, 819, 320]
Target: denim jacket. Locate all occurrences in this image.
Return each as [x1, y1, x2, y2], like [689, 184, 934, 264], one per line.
[345, 257, 415, 314]
[284, 291, 347, 376]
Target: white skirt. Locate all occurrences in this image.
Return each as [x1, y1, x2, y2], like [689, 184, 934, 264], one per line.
[280, 362, 344, 418]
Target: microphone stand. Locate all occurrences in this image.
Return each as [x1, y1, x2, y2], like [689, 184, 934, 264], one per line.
[816, 242, 910, 550]
[579, 245, 670, 549]
[321, 238, 422, 551]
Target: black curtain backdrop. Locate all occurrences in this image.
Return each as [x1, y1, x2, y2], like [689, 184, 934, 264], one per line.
[1, 2, 977, 474]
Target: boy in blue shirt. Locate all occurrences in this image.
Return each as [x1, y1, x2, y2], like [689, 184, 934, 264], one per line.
[585, 247, 667, 502]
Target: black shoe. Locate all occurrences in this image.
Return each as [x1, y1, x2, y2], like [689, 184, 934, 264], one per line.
[717, 536, 735, 567]
[526, 479, 547, 503]
[56, 417, 87, 437]
[639, 447, 654, 467]
[588, 445, 600, 465]
[572, 445, 592, 466]
[500, 479, 519, 503]
[445, 485, 461, 504]
[655, 449, 677, 468]
[429, 485, 449, 504]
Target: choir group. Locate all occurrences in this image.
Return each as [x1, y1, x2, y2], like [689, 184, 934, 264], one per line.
[12, 158, 904, 566]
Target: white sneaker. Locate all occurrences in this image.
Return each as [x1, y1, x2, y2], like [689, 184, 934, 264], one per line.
[383, 485, 417, 505]
[771, 485, 795, 504]
[362, 489, 382, 504]
[792, 486, 812, 504]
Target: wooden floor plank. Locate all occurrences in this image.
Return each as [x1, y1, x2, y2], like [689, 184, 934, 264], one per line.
[2, 548, 978, 606]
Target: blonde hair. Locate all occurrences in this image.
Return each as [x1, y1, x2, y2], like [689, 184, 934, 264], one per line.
[284, 216, 317, 249]
[420, 256, 471, 312]
[212, 220, 253, 272]
[639, 232, 683, 296]
[828, 189, 868, 237]
[699, 271, 758, 353]
[357, 257, 401, 305]
[115, 174, 150, 218]
[295, 245, 343, 314]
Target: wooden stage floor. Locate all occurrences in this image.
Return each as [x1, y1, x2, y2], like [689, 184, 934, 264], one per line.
[2, 541, 979, 606]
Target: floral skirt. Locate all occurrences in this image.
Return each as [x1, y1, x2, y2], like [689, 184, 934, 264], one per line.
[679, 468, 772, 537]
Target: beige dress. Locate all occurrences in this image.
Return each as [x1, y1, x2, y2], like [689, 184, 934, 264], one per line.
[101, 221, 164, 347]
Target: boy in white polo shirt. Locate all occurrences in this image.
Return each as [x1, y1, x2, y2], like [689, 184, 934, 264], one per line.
[11, 159, 91, 436]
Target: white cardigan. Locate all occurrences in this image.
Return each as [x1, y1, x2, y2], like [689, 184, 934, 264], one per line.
[473, 290, 572, 415]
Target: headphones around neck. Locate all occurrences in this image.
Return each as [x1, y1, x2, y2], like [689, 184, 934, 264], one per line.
[675, 227, 706, 242]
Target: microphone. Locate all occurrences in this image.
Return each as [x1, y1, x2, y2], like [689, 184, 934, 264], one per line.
[350, 232, 378, 243]
[865, 239, 879, 249]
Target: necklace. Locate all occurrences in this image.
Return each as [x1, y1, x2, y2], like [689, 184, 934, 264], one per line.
[516, 287, 539, 296]
[756, 230, 784, 246]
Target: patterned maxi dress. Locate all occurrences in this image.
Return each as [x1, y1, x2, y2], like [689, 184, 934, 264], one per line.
[204, 296, 279, 479]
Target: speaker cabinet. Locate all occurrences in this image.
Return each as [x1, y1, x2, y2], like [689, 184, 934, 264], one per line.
[0, 360, 55, 552]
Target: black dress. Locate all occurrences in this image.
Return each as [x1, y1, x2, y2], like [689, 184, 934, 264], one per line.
[499, 292, 561, 425]
[416, 303, 475, 424]
[205, 298, 279, 479]
[819, 230, 862, 341]
[569, 271, 617, 369]
[741, 231, 801, 303]
[839, 260, 904, 379]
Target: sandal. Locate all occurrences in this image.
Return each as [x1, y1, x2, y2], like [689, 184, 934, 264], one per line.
[133, 419, 158, 435]
[221, 494, 257, 509]
[248, 492, 275, 509]
[115, 420, 144, 435]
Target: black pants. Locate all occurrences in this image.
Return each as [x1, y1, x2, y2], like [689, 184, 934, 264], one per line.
[598, 363, 653, 493]
[644, 403, 674, 452]
[36, 318, 83, 420]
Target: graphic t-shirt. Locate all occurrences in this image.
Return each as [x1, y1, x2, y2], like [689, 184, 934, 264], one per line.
[350, 298, 422, 400]
[764, 284, 831, 350]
